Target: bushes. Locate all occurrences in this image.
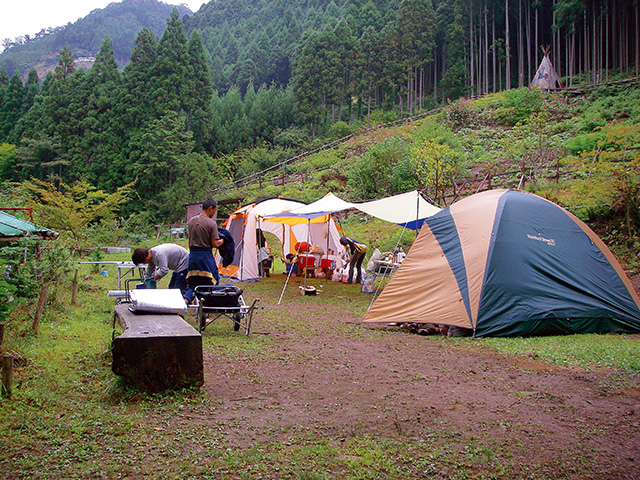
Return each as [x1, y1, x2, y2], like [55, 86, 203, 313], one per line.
[492, 88, 545, 126]
[346, 137, 414, 199]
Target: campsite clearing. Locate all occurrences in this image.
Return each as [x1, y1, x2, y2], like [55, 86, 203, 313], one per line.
[1, 269, 640, 479]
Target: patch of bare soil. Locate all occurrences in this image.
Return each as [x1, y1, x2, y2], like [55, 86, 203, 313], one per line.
[194, 277, 640, 479]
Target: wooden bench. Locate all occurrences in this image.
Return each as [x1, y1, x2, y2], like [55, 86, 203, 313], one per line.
[112, 304, 203, 392]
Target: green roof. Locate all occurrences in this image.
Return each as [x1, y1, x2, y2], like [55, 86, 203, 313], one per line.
[0, 211, 57, 240]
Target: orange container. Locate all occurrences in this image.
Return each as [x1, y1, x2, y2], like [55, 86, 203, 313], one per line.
[295, 242, 310, 253]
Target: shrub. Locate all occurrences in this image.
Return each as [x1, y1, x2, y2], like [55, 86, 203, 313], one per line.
[346, 137, 413, 199]
[492, 87, 544, 126]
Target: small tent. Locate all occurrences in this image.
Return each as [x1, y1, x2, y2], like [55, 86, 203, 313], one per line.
[362, 189, 640, 337]
[530, 47, 563, 90]
[218, 198, 344, 281]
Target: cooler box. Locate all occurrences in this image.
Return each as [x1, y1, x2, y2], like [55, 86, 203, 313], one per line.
[298, 255, 315, 268]
[195, 285, 243, 309]
[320, 259, 336, 269]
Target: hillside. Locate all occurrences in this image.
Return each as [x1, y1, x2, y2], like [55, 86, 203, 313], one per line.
[209, 83, 640, 269]
[0, 0, 191, 78]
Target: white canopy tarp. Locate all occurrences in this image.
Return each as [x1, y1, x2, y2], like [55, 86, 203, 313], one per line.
[355, 191, 441, 230]
[264, 191, 441, 230]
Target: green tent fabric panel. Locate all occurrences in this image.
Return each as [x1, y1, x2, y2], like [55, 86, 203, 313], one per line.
[475, 190, 640, 337]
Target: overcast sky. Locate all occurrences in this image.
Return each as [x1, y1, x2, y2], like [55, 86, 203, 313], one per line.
[1, 1, 208, 42]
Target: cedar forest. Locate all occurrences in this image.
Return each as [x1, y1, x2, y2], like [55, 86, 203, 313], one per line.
[0, 0, 638, 234]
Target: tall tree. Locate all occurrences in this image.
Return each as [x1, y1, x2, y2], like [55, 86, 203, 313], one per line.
[186, 29, 214, 150]
[149, 9, 191, 119]
[0, 70, 23, 141]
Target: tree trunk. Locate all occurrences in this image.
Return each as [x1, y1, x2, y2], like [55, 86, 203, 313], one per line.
[492, 12, 497, 93]
[606, 8, 609, 82]
[526, 0, 531, 83]
[72, 268, 79, 305]
[593, 7, 597, 85]
[484, 2, 489, 94]
[2, 354, 12, 399]
[470, 0, 475, 95]
[584, 9, 589, 83]
[518, 0, 524, 87]
[433, 54, 438, 105]
[535, 4, 539, 70]
[506, 0, 511, 89]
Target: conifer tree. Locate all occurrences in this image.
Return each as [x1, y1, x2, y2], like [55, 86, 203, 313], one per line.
[149, 8, 191, 119]
[79, 37, 125, 190]
[186, 29, 214, 150]
[123, 28, 158, 132]
[0, 71, 23, 141]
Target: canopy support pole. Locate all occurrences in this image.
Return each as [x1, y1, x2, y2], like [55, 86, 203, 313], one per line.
[367, 220, 409, 311]
[277, 221, 311, 304]
[324, 216, 331, 283]
[277, 257, 295, 305]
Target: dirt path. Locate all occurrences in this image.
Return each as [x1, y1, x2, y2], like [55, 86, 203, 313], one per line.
[193, 277, 640, 479]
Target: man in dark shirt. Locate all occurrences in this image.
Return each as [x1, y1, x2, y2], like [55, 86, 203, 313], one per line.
[186, 198, 224, 301]
[340, 236, 368, 284]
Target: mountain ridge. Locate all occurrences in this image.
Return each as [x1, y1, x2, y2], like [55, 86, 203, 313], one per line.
[0, 0, 192, 78]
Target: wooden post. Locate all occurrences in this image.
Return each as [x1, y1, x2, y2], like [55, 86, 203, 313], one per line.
[71, 268, 79, 305]
[32, 282, 49, 334]
[2, 354, 13, 399]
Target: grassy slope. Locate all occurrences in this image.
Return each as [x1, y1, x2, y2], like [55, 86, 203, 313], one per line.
[224, 84, 640, 269]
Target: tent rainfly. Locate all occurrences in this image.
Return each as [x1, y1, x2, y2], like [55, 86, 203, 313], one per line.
[362, 189, 640, 337]
[530, 47, 563, 90]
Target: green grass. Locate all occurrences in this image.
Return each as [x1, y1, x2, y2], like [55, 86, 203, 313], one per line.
[1, 251, 639, 478]
[475, 333, 640, 372]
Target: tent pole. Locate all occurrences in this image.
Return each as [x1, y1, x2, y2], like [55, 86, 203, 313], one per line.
[277, 254, 295, 305]
[324, 215, 331, 283]
[277, 224, 301, 305]
[257, 216, 265, 278]
[367, 221, 409, 311]
[416, 191, 419, 235]
[303, 219, 311, 288]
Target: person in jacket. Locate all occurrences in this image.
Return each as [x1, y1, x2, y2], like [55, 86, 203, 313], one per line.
[340, 236, 367, 284]
[132, 243, 190, 301]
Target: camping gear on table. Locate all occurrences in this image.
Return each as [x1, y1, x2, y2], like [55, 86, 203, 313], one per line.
[363, 189, 640, 337]
[192, 284, 258, 335]
[127, 288, 187, 315]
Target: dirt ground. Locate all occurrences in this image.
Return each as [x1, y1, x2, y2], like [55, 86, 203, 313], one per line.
[193, 274, 640, 479]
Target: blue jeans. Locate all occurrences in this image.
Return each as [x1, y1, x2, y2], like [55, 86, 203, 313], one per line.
[169, 268, 190, 301]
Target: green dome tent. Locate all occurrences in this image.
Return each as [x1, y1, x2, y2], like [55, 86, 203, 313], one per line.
[362, 189, 640, 337]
